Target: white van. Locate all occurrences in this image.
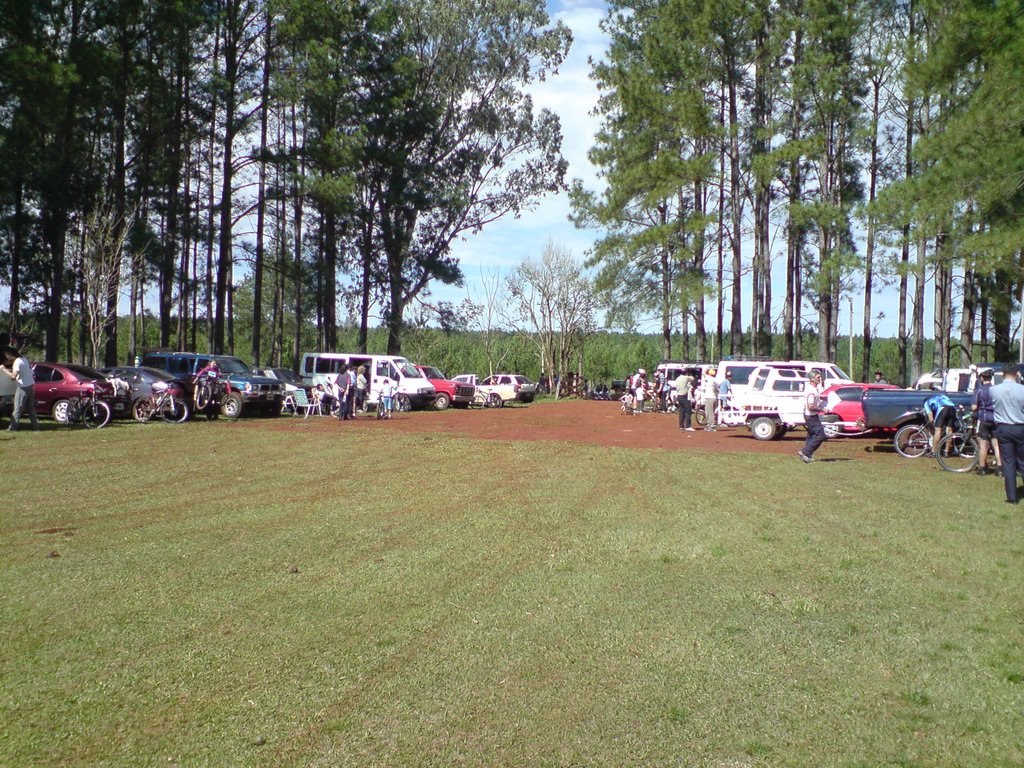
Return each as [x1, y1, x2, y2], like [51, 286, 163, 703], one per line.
[300, 352, 436, 410]
[714, 358, 850, 399]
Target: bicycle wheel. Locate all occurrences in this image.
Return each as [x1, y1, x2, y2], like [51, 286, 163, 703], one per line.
[894, 424, 931, 458]
[936, 434, 979, 473]
[194, 380, 211, 410]
[133, 398, 155, 423]
[694, 408, 707, 427]
[82, 400, 112, 429]
[394, 393, 411, 412]
[159, 395, 190, 424]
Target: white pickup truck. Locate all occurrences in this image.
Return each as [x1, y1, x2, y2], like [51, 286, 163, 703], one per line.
[717, 366, 811, 440]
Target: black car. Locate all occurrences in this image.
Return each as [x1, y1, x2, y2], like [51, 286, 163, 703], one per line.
[101, 366, 191, 416]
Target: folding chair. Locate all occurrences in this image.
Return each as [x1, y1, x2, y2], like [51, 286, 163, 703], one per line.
[292, 388, 320, 418]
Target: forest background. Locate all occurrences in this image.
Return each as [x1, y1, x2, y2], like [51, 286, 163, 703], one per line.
[1, 0, 1022, 389]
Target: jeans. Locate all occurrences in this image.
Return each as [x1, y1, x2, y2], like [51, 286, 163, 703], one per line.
[802, 414, 827, 457]
[10, 385, 39, 430]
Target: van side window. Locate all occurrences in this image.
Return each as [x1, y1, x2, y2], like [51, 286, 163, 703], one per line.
[315, 358, 335, 374]
[377, 362, 396, 379]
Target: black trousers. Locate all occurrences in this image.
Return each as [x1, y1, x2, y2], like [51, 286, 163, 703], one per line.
[995, 424, 1024, 502]
[677, 397, 692, 429]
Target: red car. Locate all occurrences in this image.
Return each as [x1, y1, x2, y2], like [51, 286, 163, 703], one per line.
[820, 382, 901, 434]
[414, 364, 476, 410]
[31, 363, 118, 422]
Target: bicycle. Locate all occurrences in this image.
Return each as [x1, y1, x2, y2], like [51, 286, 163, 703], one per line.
[935, 407, 997, 473]
[893, 419, 932, 458]
[65, 388, 112, 429]
[470, 390, 502, 409]
[193, 377, 244, 419]
[133, 381, 190, 424]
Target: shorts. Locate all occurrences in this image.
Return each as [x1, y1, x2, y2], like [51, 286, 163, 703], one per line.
[382, 396, 393, 410]
[977, 421, 995, 440]
[934, 406, 956, 431]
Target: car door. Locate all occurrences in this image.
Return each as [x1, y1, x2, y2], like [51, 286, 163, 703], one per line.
[31, 364, 56, 414]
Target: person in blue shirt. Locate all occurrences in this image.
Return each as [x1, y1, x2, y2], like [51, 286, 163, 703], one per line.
[923, 388, 956, 456]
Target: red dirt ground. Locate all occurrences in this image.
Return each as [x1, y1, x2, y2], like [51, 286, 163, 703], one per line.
[254, 399, 892, 460]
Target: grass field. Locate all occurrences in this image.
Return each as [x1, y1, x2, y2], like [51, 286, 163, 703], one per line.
[2, 416, 1023, 767]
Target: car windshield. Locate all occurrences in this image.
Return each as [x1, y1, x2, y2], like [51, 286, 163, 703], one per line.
[420, 366, 444, 379]
[395, 358, 423, 378]
[272, 368, 303, 384]
[216, 357, 251, 374]
[65, 364, 105, 380]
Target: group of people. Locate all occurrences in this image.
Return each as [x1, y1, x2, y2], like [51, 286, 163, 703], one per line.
[622, 366, 735, 432]
[312, 365, 397, 420]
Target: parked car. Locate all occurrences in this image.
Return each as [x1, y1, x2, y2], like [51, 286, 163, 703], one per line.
[414, 364, 475, 410]
[101, 366, 190, 419]
[252, 367, 311, 395]
[141, 352, 284, 417]
[452, 373, 538, 406]
[818, 382, 901, 435]
[31, 362, 118, 422]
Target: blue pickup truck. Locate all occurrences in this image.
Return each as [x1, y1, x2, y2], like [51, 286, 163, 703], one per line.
[141, 352, 285, 417]
[861, 388, 974, 430]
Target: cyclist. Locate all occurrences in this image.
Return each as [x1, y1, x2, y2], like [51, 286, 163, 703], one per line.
[972, 369, 1001, 475]
[924, 387, 956, 456]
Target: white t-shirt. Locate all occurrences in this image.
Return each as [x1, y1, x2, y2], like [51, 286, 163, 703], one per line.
[380, 380, 397, 398]
[12, 357, 34, 387]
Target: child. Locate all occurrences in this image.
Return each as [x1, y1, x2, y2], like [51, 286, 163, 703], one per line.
[378, 378, 397, 420]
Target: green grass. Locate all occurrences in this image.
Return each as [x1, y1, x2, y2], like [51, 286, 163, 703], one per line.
[2, 416, 1023, 767]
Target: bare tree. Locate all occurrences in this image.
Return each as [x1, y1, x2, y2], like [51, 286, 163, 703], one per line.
[504, 241, 596, 399]
[80, 199, 136, 367]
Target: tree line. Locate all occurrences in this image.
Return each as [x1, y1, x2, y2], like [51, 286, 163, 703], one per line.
[570, 0, 1024, 385]
[0, 0, 570, 368]
[2, 0, 1022, 387]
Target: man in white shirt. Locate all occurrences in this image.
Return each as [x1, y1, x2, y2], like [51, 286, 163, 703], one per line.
[674, 370, 695, 431]
[798, 370, 826, 463]
[1, 346, 39, 431]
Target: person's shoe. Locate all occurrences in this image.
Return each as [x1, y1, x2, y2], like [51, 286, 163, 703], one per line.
[798, 451, 813, 464]
[975, 467, 989, 476]
[685, 427, 696, 432]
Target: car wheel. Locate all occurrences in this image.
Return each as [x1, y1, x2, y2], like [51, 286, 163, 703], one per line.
[52, 399, 71, 424]
[750, 416, 779, 441]
[433, 392, 451, 411]
[220, 393, 244, 419]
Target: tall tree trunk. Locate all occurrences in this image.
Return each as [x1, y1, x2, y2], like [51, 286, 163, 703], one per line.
[215, 0, 239, 354]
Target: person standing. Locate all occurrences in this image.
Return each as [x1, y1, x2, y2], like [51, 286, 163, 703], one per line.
[355, 366, 368, 414]
[798, 370, 827, 463]
[990, 365, 1024, 504]
[674, 369, 695, 431]
[1, 346, 39, 431]
[873, 370, 888, 385]
[701, 368, 718, 431]
[718, 371, 733, 413]
[336, 366, 351, 421]
[972, 369, 1001, 476]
